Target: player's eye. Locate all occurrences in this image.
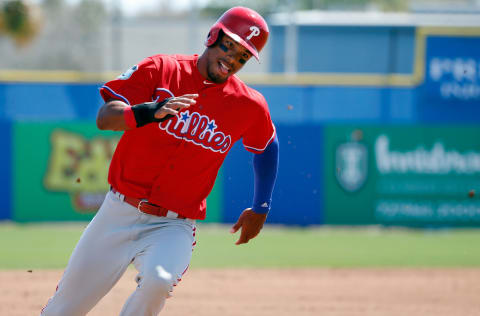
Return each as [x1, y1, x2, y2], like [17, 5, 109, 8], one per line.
[239, 53, 250, 64]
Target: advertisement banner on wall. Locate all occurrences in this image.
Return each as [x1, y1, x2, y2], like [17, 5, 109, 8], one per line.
[325, 125, 480, 227]
[419, 35, 480, 122]
[13, 122, 222, 222]
[424, 36, 480, 103]
[14, 123, 119, 222]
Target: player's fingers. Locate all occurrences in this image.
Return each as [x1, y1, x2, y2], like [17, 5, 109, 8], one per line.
[165, 100, 192, 110]
[179, 94, 199, 99]
[235, 229, 249, 245]
[170, 97, 196, 105]
[230, 215, 245, 233]
[167, 98, 191, 105]
[230, 220, 242, 233]
[154, 107, 178, 118]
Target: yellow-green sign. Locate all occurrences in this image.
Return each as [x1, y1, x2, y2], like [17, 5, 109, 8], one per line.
[44, 129, 118, 212]
[14, 123, 120, 221]
[14, 122, 222, 222]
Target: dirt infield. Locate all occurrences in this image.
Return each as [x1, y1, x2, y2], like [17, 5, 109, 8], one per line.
[1, 268, 479, 316]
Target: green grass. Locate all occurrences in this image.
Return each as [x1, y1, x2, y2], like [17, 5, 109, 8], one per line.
[0, 223, 85, 269]
[1, 222, 480, 269]
[195, 225, 480, 268]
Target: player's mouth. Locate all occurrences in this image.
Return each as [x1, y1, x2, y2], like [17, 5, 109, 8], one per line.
[218, 60, 231, 75]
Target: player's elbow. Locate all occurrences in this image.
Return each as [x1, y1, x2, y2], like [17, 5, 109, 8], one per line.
[96, 105, 111, 130]
[96, 114, 103, 129]
[96, 115, 108, 130]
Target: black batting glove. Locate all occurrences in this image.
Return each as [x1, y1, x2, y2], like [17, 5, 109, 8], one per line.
[131, 98, 173, 127]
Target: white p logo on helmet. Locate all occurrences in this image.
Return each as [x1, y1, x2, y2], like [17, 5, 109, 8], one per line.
[246, 26, 260, 40]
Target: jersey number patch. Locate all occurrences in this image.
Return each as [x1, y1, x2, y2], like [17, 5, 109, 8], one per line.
[117, 65, 138, 80]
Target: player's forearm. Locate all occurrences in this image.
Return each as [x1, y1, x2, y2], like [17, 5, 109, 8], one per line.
[97, 96, 194, 131]
[252, 136, 279, 213]
[96, 100, 131, 131]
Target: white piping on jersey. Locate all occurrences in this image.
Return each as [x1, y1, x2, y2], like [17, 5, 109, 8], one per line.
[243, 124, 276, 153]
[101, 85, 130, 105]
[156, 88, 175, 97]
[153, 88, 175, 102]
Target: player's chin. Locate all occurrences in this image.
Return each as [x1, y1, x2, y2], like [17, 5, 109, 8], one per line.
[207, 69, 230, 84]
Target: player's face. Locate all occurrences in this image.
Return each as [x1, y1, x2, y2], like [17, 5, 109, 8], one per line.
[206, 34, 253, 83]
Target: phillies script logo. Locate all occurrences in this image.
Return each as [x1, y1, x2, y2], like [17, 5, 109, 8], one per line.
[159, 110, 232, 153]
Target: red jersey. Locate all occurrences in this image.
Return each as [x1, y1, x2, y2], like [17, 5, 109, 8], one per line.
[100, 54, 275, 220]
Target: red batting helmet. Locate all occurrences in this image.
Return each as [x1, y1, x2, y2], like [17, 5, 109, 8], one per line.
[205, 6, 269, 61]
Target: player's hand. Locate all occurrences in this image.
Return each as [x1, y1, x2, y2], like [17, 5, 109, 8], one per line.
[154, 94, 198, 119]
[230, 208, 268, 245]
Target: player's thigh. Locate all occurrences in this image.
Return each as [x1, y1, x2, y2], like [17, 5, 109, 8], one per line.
[134, 221, 196, 285]
[41, 193, 137, 315]
[60, 190, 150, 288]
[67, 191, 139, 267]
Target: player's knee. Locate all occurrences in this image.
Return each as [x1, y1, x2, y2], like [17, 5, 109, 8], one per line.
[142, 266, 175, 296]
[41, 305, 81, 316]
[41, 310, 63, 316]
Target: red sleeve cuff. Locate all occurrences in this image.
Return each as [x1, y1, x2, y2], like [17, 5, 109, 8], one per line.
[123, 106, 137, 129]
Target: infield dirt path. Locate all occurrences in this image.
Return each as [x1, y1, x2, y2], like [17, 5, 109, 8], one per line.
[1, 268, 479, 316]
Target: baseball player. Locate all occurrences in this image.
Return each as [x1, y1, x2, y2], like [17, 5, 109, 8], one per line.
[41, 6, 278, 316]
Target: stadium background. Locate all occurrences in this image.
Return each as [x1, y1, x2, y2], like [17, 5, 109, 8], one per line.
[2, 2, 480, 315]
[1, 8, 480, 227]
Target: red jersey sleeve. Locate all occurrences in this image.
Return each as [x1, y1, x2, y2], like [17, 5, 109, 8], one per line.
[242, 94, 276, 154]
[99, 57, 159, 105]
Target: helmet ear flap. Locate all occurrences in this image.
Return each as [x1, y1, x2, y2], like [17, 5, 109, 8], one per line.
[205, 26, 222, 47]
[211, 30, 224, 47]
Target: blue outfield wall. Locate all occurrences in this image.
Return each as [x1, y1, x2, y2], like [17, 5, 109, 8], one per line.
[1, 77, 479, 225]
[222, 125, 324, 225]
[259, 85, 418, 123]
[0, 120, 11, 220]
[0, 82, 104, 121]
[0, 82, 468, 125]
[0, 81, 409, 225]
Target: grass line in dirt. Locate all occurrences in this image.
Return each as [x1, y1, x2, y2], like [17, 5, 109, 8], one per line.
[1, 222, 480, 269]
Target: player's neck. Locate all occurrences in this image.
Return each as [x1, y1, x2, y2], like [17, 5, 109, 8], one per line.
[197, 52, 209, 80]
